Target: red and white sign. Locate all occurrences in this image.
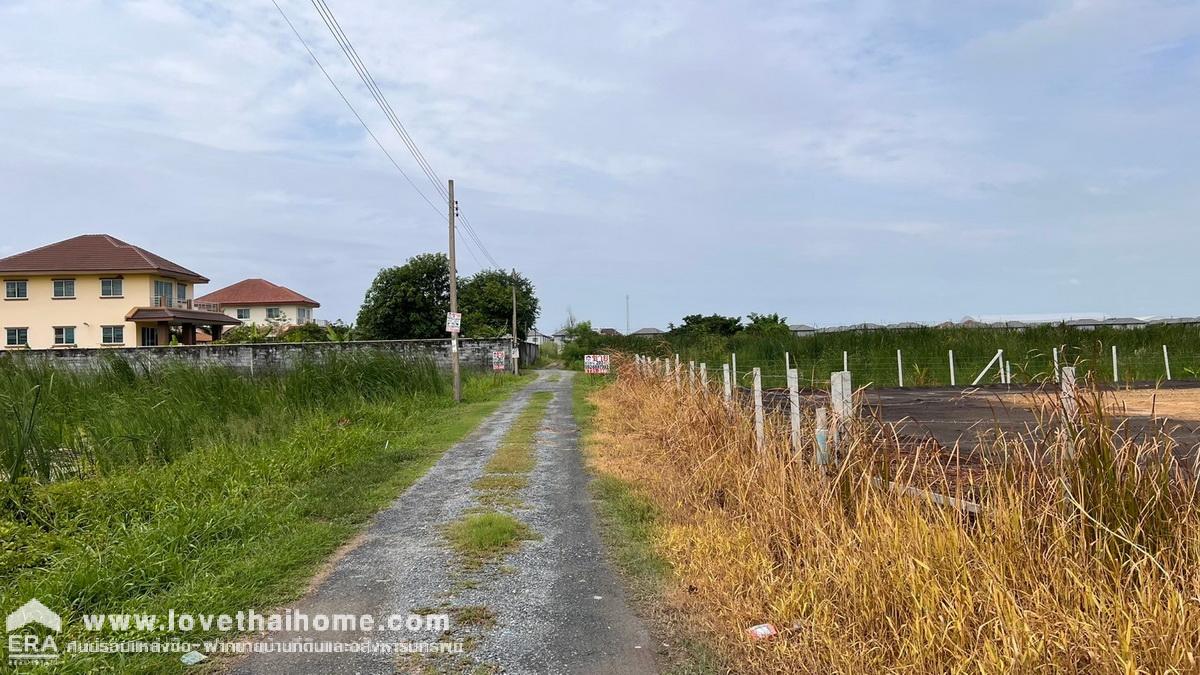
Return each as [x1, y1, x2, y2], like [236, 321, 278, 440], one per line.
[445, 312, 462, 333]
[584, 354, 610, 374]
[492, 350, 507, 371]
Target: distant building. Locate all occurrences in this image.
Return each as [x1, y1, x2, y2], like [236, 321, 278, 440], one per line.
[0, 234, 239, 349]
[598, 328, 622, 336]
[630, 327, 665, 336]
[195, 278, 320, 328]
[1065, 318, 1103, 331]
[525, 329, 552, 346]
[1101, 317, 1145, 330]
[788, 324, 815, 336]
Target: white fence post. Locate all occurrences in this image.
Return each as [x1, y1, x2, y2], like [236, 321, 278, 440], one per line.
[1005, 360, 1013, 386]
[787, 368, 800, 453]
[662, 357, 669, 378]
[1111, 345, 1119, 383]
[948, 350, 956, 387]
[674, 354, 681, 388]
[785, 352, 791, 372]
[753, 368, 765, 452]
[842, 350, 848, 372]
[1061, 366, 1078, 420]
[972, 349, 1003, 386]
[1053, 347, 1060, 383]
[731, 352, 737, 387]
[830, 370, 852, 456]
[1164, 345, 1172, 381]
[688, 360, 695, 390]
[814, 407, 830, 467]
[722, 363, 732, 405]
[700, 362, 708, 389]
[896, 349, 904, 388]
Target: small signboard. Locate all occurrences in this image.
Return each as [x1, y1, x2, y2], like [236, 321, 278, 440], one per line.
[491, 350, 507, 371]
[511, 347, 520, 359]
[445, 312, 462, 333]
[584, 354, 610, 375]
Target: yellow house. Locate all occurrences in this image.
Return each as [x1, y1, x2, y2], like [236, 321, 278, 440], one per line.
[0, 234, 240, 350]
[194, 278, 320, 329]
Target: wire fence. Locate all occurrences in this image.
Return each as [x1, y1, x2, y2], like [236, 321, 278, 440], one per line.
[656, 346, 1197, 390]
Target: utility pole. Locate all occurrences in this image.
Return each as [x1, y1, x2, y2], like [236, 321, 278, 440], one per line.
[448, 179, 461, 402]
[511, 268, 519, 375]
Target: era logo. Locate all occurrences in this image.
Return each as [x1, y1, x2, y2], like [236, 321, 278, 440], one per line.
[6, 599, 61, 664]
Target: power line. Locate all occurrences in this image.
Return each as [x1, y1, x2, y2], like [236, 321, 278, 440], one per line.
[307, 0, 503, 269]
[270, 0, 443, 220]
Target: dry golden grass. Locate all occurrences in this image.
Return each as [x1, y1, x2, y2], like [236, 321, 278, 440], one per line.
[586, 357, 1200, 673]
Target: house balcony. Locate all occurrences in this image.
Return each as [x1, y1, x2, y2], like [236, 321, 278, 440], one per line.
[150, 295, 222, 312]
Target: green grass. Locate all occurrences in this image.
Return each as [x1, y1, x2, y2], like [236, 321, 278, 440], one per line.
[483, 392, 552, 474]
[566, 323, 1200, 388]
[573, 376, 721, 675]
[446, 512, 536, 564]
[0, 358, 532, 673]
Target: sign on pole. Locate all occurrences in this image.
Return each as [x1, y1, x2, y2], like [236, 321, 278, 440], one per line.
[445, 312, 462, 333]
[584, 354, 611, 375]
[491, 350, 507, 371]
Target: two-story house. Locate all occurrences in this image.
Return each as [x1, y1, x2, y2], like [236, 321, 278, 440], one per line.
[0, 234, 240, 349]
[194, 278, 320, 328]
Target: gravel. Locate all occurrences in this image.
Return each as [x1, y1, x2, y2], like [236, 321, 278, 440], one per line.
[228, 370, 657, 674]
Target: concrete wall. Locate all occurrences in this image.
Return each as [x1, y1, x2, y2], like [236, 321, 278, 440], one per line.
[0, 338, 539, 374]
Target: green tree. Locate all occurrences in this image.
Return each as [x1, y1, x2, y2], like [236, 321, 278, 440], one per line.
[356, 253, 450, 339]
[669, 314, 743, 337]
[744, 312, 790, 338]
[458, 269, 540, 339]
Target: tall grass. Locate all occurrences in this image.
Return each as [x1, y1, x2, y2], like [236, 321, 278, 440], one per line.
[0, 353, 445, 483]
[586, 356, 1200, 673]
[573, 324, 1200, 388]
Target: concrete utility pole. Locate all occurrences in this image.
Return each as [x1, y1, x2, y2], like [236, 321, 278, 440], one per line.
[449, 179, 461, 402]
[511, 268, 519, 375]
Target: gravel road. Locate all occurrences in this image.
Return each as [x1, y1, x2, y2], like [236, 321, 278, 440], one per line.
[228, 370, 657, 674]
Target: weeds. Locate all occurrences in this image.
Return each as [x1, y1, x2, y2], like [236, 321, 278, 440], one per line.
[585, 355, 1200, 673]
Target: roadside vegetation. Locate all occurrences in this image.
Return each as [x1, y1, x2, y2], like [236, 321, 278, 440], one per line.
[581, 356, 1200, 673]
[0, 355, 529, 673]
[562, 316, 1200, 387]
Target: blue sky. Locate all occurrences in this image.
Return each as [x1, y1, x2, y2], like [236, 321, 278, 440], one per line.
[0, 0, 1197, 331]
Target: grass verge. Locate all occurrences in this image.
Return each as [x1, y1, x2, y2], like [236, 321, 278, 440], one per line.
[0, 361, 532, 674]
[573, 375, 721, 674]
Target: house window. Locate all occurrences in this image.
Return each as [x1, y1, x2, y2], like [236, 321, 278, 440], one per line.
[236, 308, 251, 320]
[54, 326, 75, 345]
[177, 283, 187, 303]
[5, 280, 27, 299]
[52, 279, 75, 298]
[141, 327, 158, 346]
[266, 308, 282, 320]
[297, 308, 310, 323]
[5, 327, 28, 346]
[102, 326, 124, 345]
[101, 278, 123, 297]
[153, 280, 174, 306]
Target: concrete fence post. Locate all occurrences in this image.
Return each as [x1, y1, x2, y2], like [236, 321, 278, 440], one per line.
[1164, 345, 1172, 381]
[731, 352, 737, 387]
[896, 349, 904, 388]
[814, 407, 830, 467]
[1053, 347, 1060, 383]
[752, 367, 764, 452]
[662, 358, 670, 379]
[1061, 366, 1078, 420]
[948, 350, 956, 387]
[688, 360, 695, 390]
[1005, 360, 1013, 386]
[785, 352, 790, 372]
[830, 370, 852, 456]
[843, 350, 848, 372]
[787, 368, 801, 453]
[700, 362, 708, 389]
[1111, 345, 1119, 383]
[722, 363, 732, 405]
[674, 354, 681, 388]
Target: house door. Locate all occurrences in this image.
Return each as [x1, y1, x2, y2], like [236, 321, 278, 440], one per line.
[141, 326, 158, 346]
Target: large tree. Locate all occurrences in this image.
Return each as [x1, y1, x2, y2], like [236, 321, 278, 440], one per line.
[458, 269, 540, 339]
[669, 313, 743, 337]
[356, 253, 450, 339]
[356, 255, 540, 340]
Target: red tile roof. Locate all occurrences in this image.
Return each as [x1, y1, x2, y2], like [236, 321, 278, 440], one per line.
[0, 234, 208, 282]
[195, 278, 320, 308]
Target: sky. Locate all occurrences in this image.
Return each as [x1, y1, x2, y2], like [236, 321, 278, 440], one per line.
[1, 0, 1198, 332]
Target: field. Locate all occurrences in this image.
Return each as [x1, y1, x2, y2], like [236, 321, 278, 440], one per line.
[579, 356, 1200, 673]
[0, 355, 529, 673]
[568, 324, 1200, 389]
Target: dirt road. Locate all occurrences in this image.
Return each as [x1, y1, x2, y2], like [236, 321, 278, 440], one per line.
[229, 370, 657, 674]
